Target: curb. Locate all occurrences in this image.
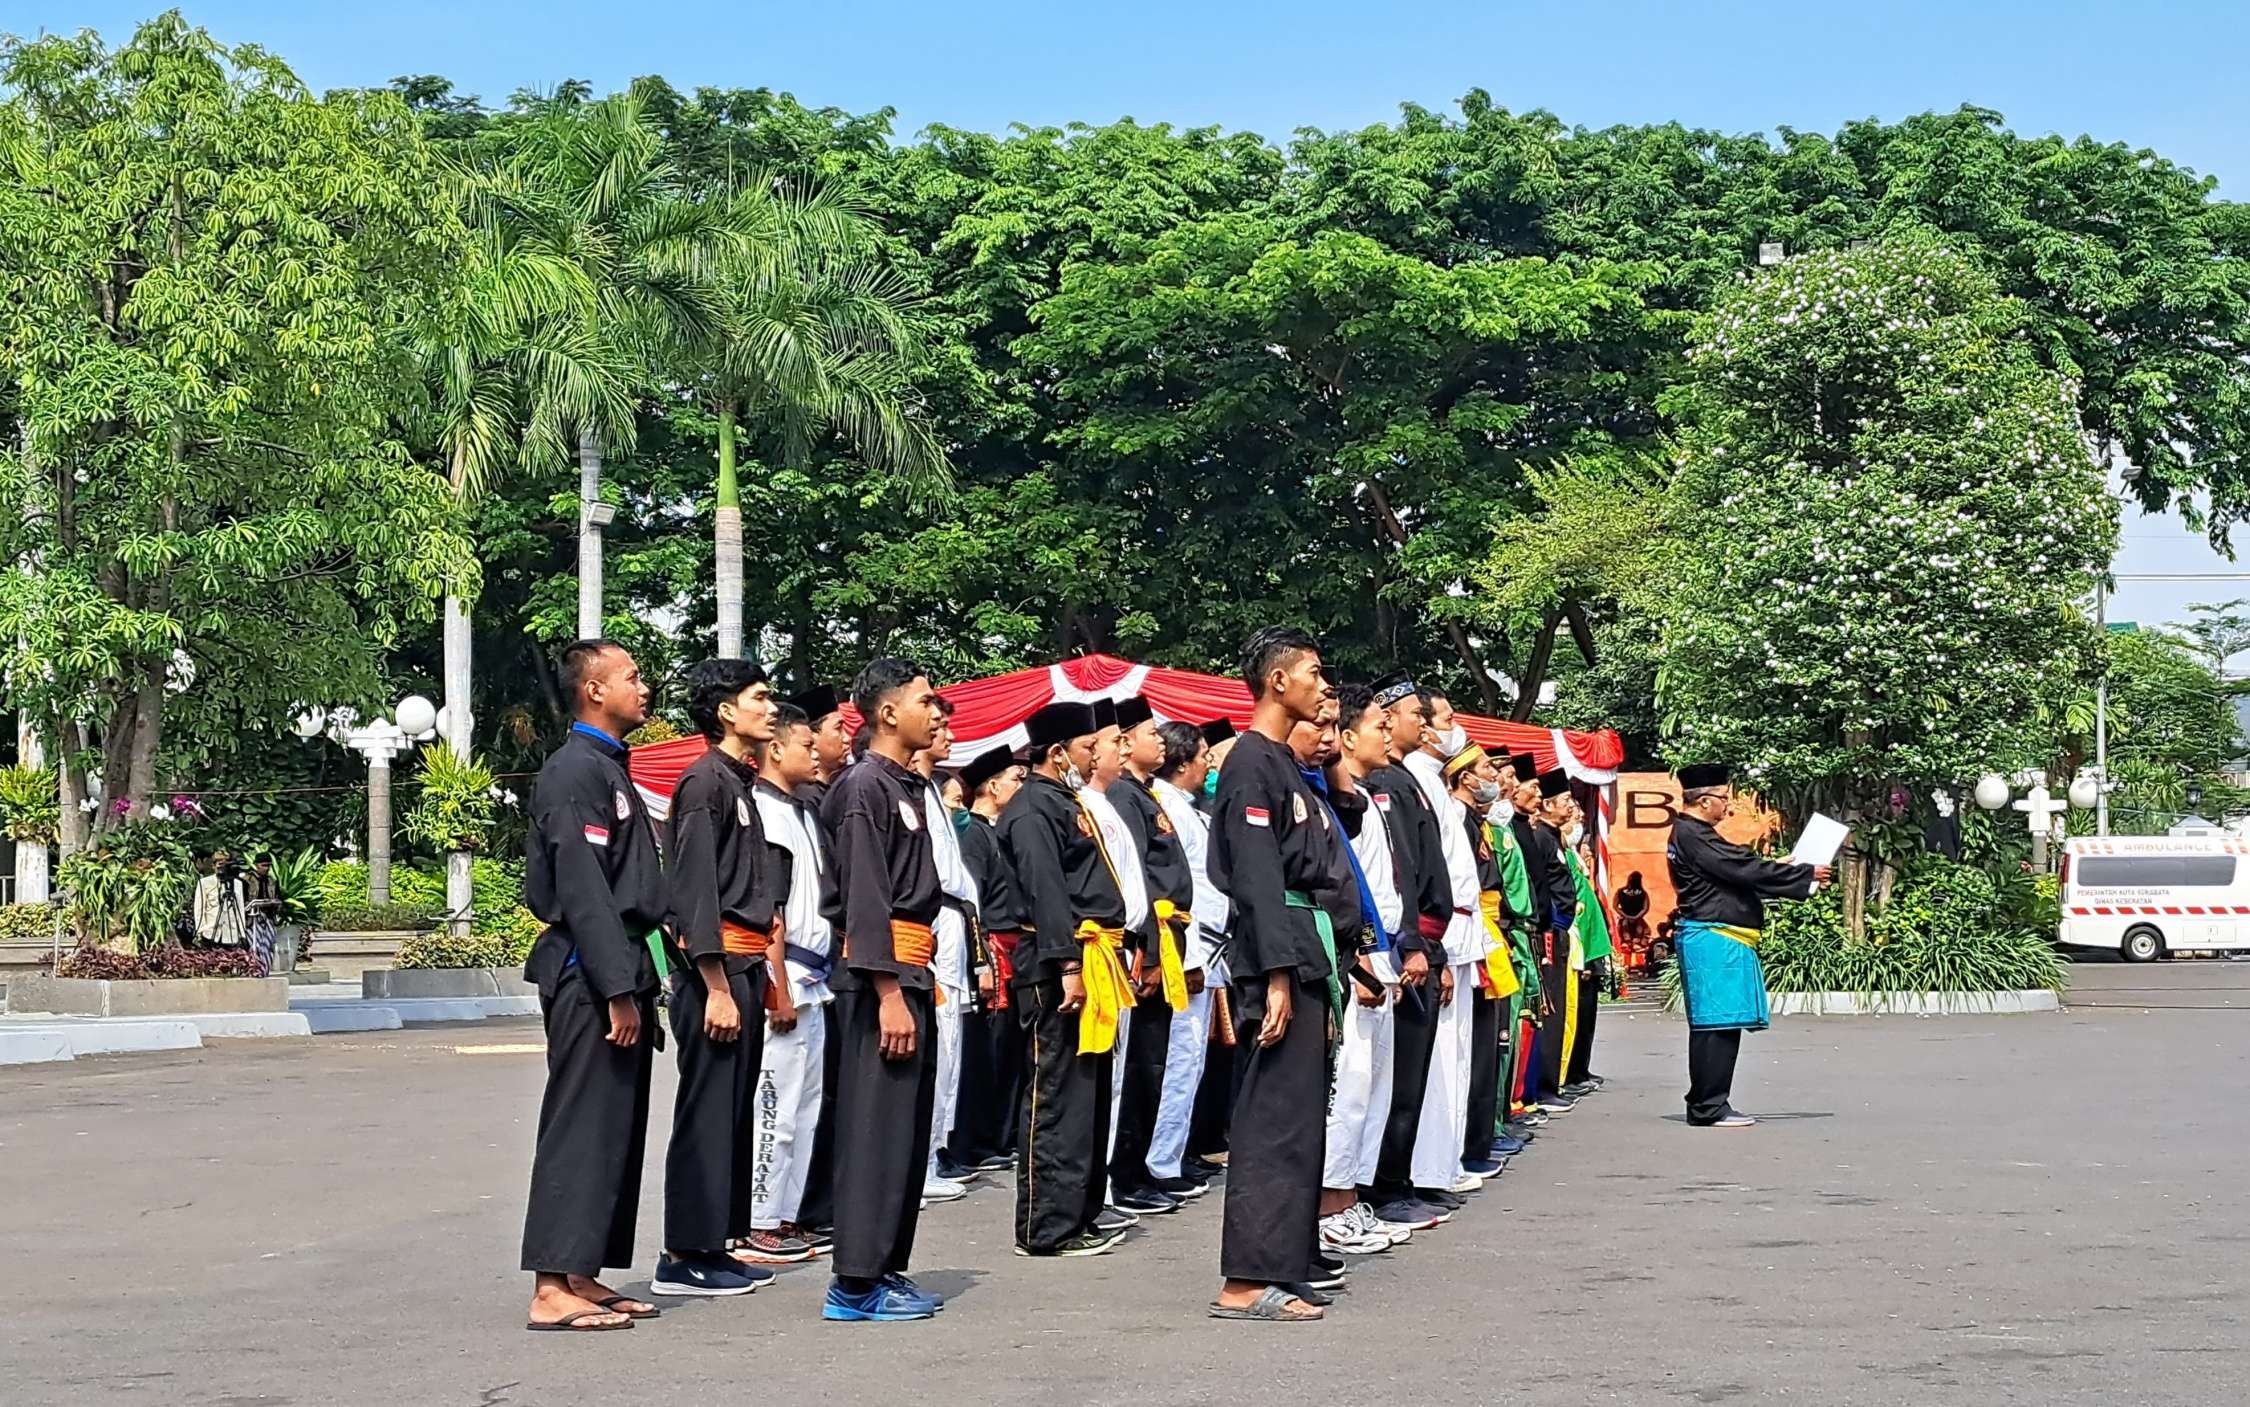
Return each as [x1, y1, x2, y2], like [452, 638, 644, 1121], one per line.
[1770, 990, 2062, 1016]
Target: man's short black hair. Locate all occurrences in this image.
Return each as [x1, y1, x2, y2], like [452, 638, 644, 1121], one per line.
[852, 656, 925, 723]
[558, 638, 625, 707]
[1155, 720, 1204, 780]
[850, 721, 873, 759]
[1336, 682, 1381, 734]
[933, 693, 956, 718]
[1240, 625, 1319, 699]
[1416, 683, 1450, 712]
[771, 702, 809, 734]
[685, 658, 768, 742]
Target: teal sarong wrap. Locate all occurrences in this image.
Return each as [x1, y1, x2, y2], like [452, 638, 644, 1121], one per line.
[1676, 919, 1768, 1032]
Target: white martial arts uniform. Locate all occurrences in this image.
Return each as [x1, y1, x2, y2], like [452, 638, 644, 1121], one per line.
[1323, 782, 1403, 1189]
[1149, 778, 1229, 1180]
[1078, 784, 1149, 1166]
[925, 783, 979, 1183]
[752, 784, 833, 1229]
[1404, 749, 1481, 1191]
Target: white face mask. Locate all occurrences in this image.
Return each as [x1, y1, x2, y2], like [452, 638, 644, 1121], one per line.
[1563, 823, 1583, 847]
[1061, 763, 1086, 791]
[1487, 797, 1515, 825]
[1470, 780, 1501, 808]
[1436, 723, 1468, 754]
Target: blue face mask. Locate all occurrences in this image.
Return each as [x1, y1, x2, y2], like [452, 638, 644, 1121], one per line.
[1202, 768, 1220, 798]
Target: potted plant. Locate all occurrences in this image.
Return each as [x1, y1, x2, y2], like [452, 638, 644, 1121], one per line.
[267, 846, 325, 974]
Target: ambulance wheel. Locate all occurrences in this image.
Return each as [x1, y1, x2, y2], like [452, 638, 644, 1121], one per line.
[2122, 927, 2164, 963]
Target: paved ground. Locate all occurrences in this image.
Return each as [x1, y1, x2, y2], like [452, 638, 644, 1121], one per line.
[4, 986, 2246, 1407]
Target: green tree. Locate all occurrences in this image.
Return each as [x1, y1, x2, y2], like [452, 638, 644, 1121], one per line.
[0, 15, 473, 850]
[1658, 239, 2115, 933]
[2073, 629, 2247, 834]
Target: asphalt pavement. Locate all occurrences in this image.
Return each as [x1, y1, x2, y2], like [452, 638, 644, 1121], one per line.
[3, 989, 2245, 1407]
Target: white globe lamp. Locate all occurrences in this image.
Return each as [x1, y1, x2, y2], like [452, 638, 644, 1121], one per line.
[395, 694, 438, 739]
[1973, 774, 2011, 811]
[2067, 774, 2101, 811]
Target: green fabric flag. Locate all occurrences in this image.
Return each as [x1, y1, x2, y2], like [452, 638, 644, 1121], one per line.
[1562, 849, 1614, 963]
[1491, 821, 1534, 923]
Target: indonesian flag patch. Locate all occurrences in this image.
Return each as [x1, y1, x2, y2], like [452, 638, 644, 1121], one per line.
[1244, 805, 1271, 828]
[1374, 792, 1393, 811]
[584, 824, 611, 847]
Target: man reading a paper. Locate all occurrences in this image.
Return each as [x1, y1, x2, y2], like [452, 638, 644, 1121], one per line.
[1666, 764, 1830, 1128]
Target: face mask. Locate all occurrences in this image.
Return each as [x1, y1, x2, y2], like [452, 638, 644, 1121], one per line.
[1564, 823, 1584, 847]
[1062, 764, 1087, 791]
[1487, 797, 1515, 825]
[1470, 780, 1501, 808]
[1438, 723, 1468, 754]
[1202, 769, 1220, 798]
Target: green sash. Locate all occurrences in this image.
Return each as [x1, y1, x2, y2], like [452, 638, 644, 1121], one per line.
[1283, 889, 1345, 1035]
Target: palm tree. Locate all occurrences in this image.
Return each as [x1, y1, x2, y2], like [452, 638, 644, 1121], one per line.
[702, 180, 950, 657]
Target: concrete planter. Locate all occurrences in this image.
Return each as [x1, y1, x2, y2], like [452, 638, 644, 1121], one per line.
[8, 972, 291, 1017]
[1770, 989, 2061, 1017]
[361, 966, 534, 1000]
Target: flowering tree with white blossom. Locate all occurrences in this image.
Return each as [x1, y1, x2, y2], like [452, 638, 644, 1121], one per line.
[1658, 239, 2116, 934]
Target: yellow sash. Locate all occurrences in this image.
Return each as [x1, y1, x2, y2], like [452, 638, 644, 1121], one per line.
[1478, 890, 1522, 999]
[1074, 920, 1136, 1055]
[1152, 898, 1191, 1013]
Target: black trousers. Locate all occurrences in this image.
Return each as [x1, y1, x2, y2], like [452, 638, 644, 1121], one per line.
[521, 968, 654, 1277]
[1461, 989, 1504, 1166]
[829, 982, 937, 1282]
[1108, 997, 1173, 1191]
[1371, 978, 1440, 1199]
[1566, 969, 1601, 1085]
[794, 1003, 845, 1230]
[1219, 972, 1325, 1285]
[1014, 976, 1113, 1252]
[1535, 941, 1570, 1101]
[662, 965, 766, 1253]
[1190, 1036, 1233, 1158]
[1686, 1027, 1743, 1125]
[948, 1002, 1023, 1163]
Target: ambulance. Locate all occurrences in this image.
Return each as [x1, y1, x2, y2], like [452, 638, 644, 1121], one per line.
[2057, 834, 2250, 961]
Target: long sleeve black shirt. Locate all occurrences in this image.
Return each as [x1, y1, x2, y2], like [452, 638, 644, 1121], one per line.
[997, 771, 1125, 984]
[666, 746, 773, 978]
[1368, 762, 1451, 962]
[818, 751, 940, 991]
[1109, 773, 1196, 965]
[1515, 814, 1579, 939]
[523, 728, 666, 1001]
[1668, 814, 1817, 929]
[960, 811, 1028, 935]
[1208, 731, 1346, 982]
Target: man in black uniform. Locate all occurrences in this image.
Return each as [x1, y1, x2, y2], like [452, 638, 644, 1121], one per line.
[521, 639, 665, 1333]
[951, 745, 1028, 1169]
[1000, 700, 1129, 1257]
[818, 658, 947, 1322]
[1668, 763, 1828, 1127]
[1363, 673, 1452, 1230]
[1208, 626, 1350, 1324]
[654, 658, 780, 1298]
[784, 681, 844, 1241]
[1107, 695, 1195, 1208]
[1524, 770, 1580, 1111]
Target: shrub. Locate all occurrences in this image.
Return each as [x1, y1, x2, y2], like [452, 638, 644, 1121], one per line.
[0, 903, 63, 942]
[319, 900, 441, 933]
[473, 903, 544, 951]
[396, 928, 526, 970]
[51, 945, 266, 980]
[314, 861, 445, 915]
[626, 717, 683, 745]
[268, 847, 326, 925]
[0, 764, 60, 844]
[400, 745, 500, 853]
[57, 821, 196, 953]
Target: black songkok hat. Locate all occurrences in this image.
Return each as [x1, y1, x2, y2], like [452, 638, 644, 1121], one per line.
[1676, 762, 1731, 791]
[1537, 769, 1573, 800]
[1114, 695, 1155, 731]
[1370, 671, 1419, 709]
[1025, 701, 1099, 754]
[1509, 752, 1539, 781]
[787, 684, 839, 723]
[1091, 697, 1119, 731]
[959, 745, 1020, 796]
[1199, 717, 1238, 747]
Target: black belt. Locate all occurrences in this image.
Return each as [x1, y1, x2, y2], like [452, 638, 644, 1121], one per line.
[783, 941, 832, 980]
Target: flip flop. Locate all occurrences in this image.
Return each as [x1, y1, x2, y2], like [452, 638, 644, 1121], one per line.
[1207, 1284, 1323, 1322]
[526, 1309, 633, 1333]
[595, 1295, 661, 1319]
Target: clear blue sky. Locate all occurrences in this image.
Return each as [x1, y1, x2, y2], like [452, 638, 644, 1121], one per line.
[16, 1, 2250, 630]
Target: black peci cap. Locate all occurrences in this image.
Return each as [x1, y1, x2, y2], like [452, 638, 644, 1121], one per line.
[1370, 671, 1418, 708]
[1025, 701, 1099, 754]
[1676, 762, 1731, 791]
[1114, 695, 1155, 731]
[1199, 717, 1238, 747]
[1537, 769, 1573, 799]
[959, 744, 1021, 796]
[787, 684, 839, 723]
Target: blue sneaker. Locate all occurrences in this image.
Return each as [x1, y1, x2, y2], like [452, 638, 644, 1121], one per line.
[822, 1278, 936, 1322]
[882, 1273, 944, 1313]
[1490, 1135, 1528, 1157]
[1463, 1156, 1505, 1177]
[652, 1253, 760, 1297]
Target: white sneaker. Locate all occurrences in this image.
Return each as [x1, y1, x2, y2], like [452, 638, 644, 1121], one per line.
[1354, 1202, 1413, 1246]
[1449, 1172, 1485, 1194]
[920, 1177, 968, 1202]
[1318, 1210, 1391, 1255]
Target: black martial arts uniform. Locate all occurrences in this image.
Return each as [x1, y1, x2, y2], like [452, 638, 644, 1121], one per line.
[1669, 815, 1817, 1124]
[520, 725, 666, 1278]
[791, 779, 844, 1233]
[1516, 814, 1577, 1103]
[952, 810, 1027, 1164]
[662, 744, 773, 1255]
[999, 770, 1125, 1252]
[1460, 809, 1507, 1167]
[1209, 731, 1356, 1288]
[1106, 772, 1194, 1197]
[1368, 761, 1454, 1203]
[819, 752, 942, 1287]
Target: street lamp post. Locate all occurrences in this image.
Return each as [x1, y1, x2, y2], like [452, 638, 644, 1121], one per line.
[297, 697, 434, 907]
[1976, 768, 2099, 869]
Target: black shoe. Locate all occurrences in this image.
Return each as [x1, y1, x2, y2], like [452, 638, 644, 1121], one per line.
[1287, 1280, 1336, 1305]
[1014, 1228, 1125, 1258]
[1414, 1187, 1463, 1210]
[1151, 1174, 1209, 1199]
[1313, 1250, 1346, 1276]
[1113, 1186, 1181, 1215]
[1093, 1207, 1136, 1234]
[1185, 1155, 1225, 1179]
[934, 1152, 980, 1181]
[1502, 1122, 1536, 1142]
[974, 1152, 1016, 1172]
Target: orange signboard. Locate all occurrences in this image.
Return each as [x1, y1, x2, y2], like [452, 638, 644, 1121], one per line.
[1608, 773, 1782, 955]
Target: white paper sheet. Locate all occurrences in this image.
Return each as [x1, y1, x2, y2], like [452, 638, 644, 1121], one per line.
[1788, 813, 1849, 867]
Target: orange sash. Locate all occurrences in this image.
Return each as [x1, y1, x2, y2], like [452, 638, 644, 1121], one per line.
[721, 917, 779, 959]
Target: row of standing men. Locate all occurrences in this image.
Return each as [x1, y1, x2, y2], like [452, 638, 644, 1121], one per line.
[516, 626, 1616, 1330]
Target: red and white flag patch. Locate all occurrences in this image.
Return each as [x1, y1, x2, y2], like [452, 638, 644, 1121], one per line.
[1374, 792, 1393, 811]
[1244, 805, 1271, 828]
[584, 824, 611, 847]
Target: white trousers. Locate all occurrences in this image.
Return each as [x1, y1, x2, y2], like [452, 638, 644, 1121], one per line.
[751, 1001, 827, 1229]
[1103, 1005, 1131, 1166]
[925, 993, 965, 1180]
[1148, 986, 1214, 1178]
[1409, 962, 1476, 1190]
[1323, 992, 1396, 1190]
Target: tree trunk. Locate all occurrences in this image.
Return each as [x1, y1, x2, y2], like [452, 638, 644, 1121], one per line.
[1360, 476, 1503, 712]
[125, 658, 165, 816]
[714, 399, 745, 657]
[1510, 610, 1563, 723]
[577, 427, 604, 639]
[56, 718, 88, 861]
